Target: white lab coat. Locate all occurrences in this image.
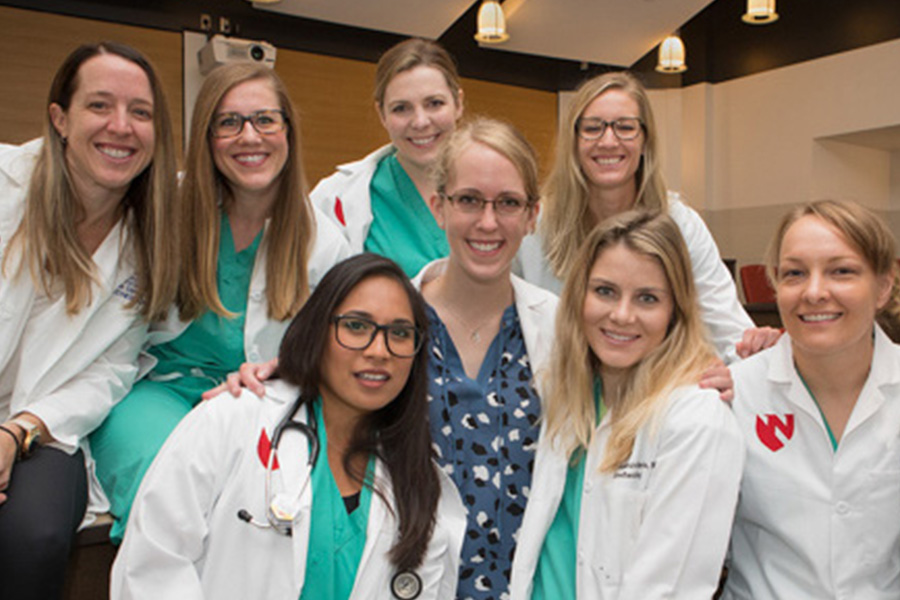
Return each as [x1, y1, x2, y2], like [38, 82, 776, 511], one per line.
[139, 206, 351, 377]
[723, 327, 900, 600]
[111, 380, 467, 600]
[411, 258, 559, 380]
[310, 144, 394, 253]
[516, 193, 753, 363]
[0, 139, 147, 518]
[510, 384, 744, 600]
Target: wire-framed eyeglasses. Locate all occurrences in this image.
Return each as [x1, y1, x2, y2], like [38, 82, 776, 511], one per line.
[332, 315, 423, 358]
[211, 109, 288, 138]
[575, 117, 644, 141]
[440, 190, 535, 217]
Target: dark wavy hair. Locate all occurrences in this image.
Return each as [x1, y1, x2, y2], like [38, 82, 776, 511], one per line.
[277, 253, 438, 571]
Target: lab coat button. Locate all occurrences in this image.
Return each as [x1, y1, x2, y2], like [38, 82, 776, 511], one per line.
[250, 291, 263, 301]
[249, 352, 261, 362]
[835, 501, 849, 515]
[577, 551, 585, 566]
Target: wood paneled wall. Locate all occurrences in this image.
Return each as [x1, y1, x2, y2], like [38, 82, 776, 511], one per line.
[0, 5, 557, 186]
[0, 6, 183, 153]
[276, 49, 558, 184]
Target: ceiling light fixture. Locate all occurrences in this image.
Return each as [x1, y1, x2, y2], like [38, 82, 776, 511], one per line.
[656, 34, 687, 73]
[742, 0, 778, 24]
[475, 0, 509, 44]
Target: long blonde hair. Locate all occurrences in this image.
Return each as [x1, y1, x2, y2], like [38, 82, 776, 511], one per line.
[765, 199, 900, 337]
[544, 211, 714, 471]
[177, 64, 314, 321]
[541, 72, 668, 284]
[2, 41, 178, 320]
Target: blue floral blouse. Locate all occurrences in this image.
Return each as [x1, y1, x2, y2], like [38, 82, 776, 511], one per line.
[426, 304, 541, 600]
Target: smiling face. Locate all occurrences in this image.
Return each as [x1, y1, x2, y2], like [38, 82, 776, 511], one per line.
[211, 78, 288, 204]
[431, 141, 537, 284]
[776, 215, 891, 363]
[583, 243, 674, 382]
[577, 89, 644, 200]
[49, 53, 155, 204]
[318, 275, 417, 426]
[378, 65, 462, 174]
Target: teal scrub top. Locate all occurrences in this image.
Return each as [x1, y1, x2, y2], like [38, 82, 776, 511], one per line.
[150, 213, 262, 388]
[300, 398, 375, 600]
[531, 381, 605, 600]
[365, 152, 449, 277]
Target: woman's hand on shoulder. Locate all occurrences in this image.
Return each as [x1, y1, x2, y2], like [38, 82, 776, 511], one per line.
[201, 358, 279, 400]
[735, 326, 783, 359]
[698, 358, 734, 402]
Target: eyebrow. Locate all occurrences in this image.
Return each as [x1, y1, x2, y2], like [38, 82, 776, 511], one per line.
[340, 310, 415, 325]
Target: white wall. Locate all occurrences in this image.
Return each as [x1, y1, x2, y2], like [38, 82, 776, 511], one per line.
[648, 37, 900, 263]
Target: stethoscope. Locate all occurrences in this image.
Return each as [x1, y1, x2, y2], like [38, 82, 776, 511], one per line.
[238, 394, 319, 537]
[236, 395, 424, 599]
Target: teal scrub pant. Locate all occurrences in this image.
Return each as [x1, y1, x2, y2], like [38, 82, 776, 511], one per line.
[89, 377, 211, 543]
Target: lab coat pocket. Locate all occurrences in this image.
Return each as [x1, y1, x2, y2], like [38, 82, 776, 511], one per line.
[588, 485, 647, 591]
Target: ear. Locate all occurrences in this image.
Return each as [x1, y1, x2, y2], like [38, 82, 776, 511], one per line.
[429, 193, 445, 229]
[375, 101, 387, 130]
[875, 273, 894, 311]
[49, 103, 67, 139]
[526, 201, 540, 235]
[453, 88, 465, 122]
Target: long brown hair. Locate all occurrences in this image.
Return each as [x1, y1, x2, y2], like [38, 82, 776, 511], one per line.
[541, 72, 668, 284]
[177, 64, 314, 321]
[278, 254, 439, 571]
[545, 211, 714, 471]
[2, 41, 178, 319]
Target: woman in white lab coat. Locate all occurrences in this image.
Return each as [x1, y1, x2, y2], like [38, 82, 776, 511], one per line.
[112, 253, 465, 600]
[90, 63, 350, 543]
[517, 71, 776, 361]
[310, 38, 464, 277]
[723, 199, 900, 600]
[0, 41, 178, 599]
[510, 210, 744, 600]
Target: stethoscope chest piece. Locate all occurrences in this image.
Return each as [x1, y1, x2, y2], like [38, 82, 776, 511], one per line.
[391, 570, 422, 599]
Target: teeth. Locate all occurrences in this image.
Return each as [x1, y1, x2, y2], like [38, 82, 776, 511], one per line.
[470, 241, 501, 252]
[594, 156, 622, 165]
[409, 135, 437, 147]
[604, 330, 637, 341]
[801, 313, 838, 322]
[98, 145, 133, 159]
[235, 154, 266, 165]
[357, 373, 387, 381]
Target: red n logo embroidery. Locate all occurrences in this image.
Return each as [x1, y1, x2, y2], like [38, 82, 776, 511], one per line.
[257, 429, 280, 470]
[334, 197, 346, 226]
[756, 414, 794, 452]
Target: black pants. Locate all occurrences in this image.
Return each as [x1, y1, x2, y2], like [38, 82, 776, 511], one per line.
[0, 447, 88, 600]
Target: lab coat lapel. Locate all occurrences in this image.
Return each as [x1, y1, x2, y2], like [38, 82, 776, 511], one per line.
[768, 336, 823, 424]
[351, 459, 393, 596]
[15, 219, 132, 399]
[843, 327, 899, 438]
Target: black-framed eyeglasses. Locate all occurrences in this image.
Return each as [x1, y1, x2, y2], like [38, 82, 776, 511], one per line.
[575, 117, 644, 141]
[210, 109, 288, 138]
[440, 190, 535, 217]
[332, 315, 423, 358]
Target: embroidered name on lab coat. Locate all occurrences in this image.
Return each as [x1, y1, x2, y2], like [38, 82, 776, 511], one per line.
[614, 461, 656, 479]
[257, 429, 280, 470]
[756, 414, 794, 452]
[113, 274, 140, 302]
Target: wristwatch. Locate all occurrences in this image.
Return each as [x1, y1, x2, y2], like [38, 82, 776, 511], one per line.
[10, 418, 41, 459]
